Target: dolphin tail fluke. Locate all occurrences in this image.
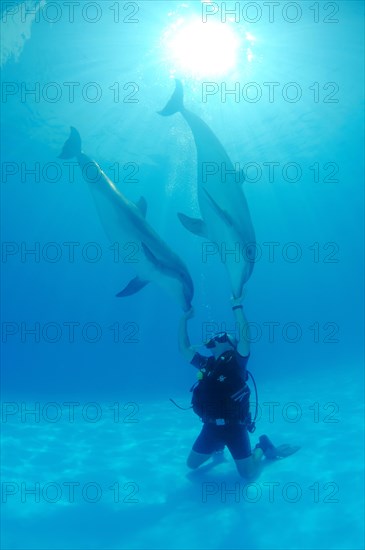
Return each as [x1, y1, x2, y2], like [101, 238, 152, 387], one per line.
[177, 213, 207, 238]
[58, 126, 82, 159]
[116, 276, 150, 298]
[158, 79, 184, 116]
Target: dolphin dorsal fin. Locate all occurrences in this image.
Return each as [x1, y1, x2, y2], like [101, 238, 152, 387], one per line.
[158, 79, 184, 116]
[58, 127, 82, 159]
[136, 196, 147, 217]
[177, 213, 207, 238]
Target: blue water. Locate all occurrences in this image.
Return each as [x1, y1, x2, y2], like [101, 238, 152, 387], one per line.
[1, 1, 364, 549]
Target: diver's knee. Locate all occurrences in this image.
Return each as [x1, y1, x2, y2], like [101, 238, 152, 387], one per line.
[236, 464, 254, 480]
[186, 458, 198, 469]
[235, 456, 258, 480]
[186, 455, 200, 469]
[187, 450, 211, 469]
[238, 468, 257, 481]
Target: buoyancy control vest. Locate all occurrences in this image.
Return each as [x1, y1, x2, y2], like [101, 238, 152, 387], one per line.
[191, 350, 251, 423]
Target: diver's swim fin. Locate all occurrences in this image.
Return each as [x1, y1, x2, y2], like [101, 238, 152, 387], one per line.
[256, 435, 300, 460]
[274, 444, 301, 459]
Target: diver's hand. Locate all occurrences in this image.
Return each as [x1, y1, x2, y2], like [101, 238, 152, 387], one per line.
[183, 307, 195, 320]
[231, 290, 247, 308]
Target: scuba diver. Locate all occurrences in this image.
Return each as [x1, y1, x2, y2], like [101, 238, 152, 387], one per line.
[179, 296, 299, 480]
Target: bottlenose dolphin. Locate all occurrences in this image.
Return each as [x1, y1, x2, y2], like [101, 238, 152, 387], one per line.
[159, 80, 256, 299]
[58, 127, 194, 311]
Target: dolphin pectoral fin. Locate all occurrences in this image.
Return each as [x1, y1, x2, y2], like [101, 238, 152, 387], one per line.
[58, 126, 82, 159]
[116, 277, 149, 297]
[177, 213, 207, 238]
[203, 189, 235, 228]
[136, 196, 147, 218]
[158, 79, 184, 116]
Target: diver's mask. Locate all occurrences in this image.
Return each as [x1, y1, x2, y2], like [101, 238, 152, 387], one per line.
[205, 332, 235, 349]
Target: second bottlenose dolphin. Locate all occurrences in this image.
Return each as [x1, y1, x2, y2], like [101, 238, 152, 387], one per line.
[58, 127, 194, 311]
[159, 80, 256, 299]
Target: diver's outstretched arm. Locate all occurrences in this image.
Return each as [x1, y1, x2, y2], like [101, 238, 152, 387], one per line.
[231, 294, 250, 357]
[178, 308, 196, 363]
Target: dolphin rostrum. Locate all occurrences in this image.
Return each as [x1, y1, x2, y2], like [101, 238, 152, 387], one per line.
[58, 127, 194, 311]
[159, 80, 256, 299]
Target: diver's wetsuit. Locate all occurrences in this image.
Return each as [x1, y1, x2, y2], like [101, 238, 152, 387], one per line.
[190, 351, 252, 460]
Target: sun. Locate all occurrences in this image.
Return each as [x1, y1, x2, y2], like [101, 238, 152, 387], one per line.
[164, 19, 240, 79]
